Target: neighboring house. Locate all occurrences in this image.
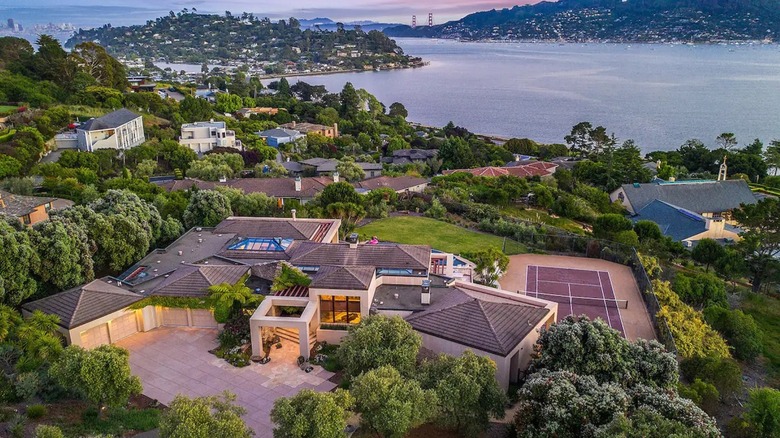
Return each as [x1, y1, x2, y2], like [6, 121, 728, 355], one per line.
[280, 122, 339, 138]
[257, 128, 304, 147]
[299, 158, 383, 179]
[0, 190, 73, 226]
[76, 109, 145, 152]
[632, 200, 742, 247]
[382, 149, 438, 166]
[23, 216, 556, 389]
[194, 87, 225, 103]
[611, 179, 758, 220]
[236, 107, 279, 118]
[179, 120, 242, 154]
[127, 75, 156, 92]
[354, 175, 429, 194]
[444, 161, 558, 179]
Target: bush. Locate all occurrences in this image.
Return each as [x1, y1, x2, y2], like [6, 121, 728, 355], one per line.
[680, 356, 743, 398]
[678, 379, 719, 415]
[744, 387, 780, 438]
[26, 404, 47, 419]
[34, 425, 65, 438]
[338, 315, 421, 378]
[14, 371, 41, 401]
[424, 197, 447, 219]
[672, 272, 727, 308]
[703, 306, 763, 362]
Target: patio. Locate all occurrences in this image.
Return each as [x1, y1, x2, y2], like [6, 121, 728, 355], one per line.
[115, 327, 337, 437]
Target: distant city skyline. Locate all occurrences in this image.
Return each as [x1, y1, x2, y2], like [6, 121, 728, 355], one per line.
[1, 1, 544, 27]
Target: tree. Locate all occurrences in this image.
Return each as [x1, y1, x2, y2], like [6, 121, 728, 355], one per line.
[593, 213, 634, 240]
[335, 158, 365, 182]
[256, 160, 288, 178]
[180, 96, 214, 122]
[69, 42, 127, 90]
[703, 306, 763, 362]
[326, 202, 365, 238]
[745, 388, 780, 438]
[424, 197, 447, 219]
[469, 246, 509, 287]
[208, 275, 259, 323]
[31, 218, 94, 290]
[0, 154, 22, 179]
[418, 351, 507, 437]
[765, 140, 780, 176]
[338, 315, 421, 378]
[215, 93, 243, 114]
[135, 159, 157, 181]
[277, 77, 291, 98]
[351, 366, 437, 438]
[52, 345, 141, 412]
[183, 190, 233, 228]
[339, 82, 361, 118]
[734, 198, 780, 292]
[672, 272, 727, 308]
[160, 392, 253, 438]
[388, 102, 408, 118]
[716, 132, 738, 151]
[691, 239, 726, 272]
[318, 181, 361, 206]
[0, 215, 39, 305]
[186, 153, 245, 181]
[633, 220, 662, 242]
[270, 389, 353, 438]
[530, 316, 678, 389]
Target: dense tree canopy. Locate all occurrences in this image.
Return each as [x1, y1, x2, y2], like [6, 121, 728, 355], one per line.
[338, 315, 421, 378]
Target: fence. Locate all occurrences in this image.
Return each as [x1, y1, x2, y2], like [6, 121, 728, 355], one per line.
[500, 232, 678, 355]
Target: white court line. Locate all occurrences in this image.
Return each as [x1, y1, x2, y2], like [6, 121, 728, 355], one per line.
[597, 270, 613, 328]
[603, 271, 627, 334]
[535, 279, 603, 287]
[567, 283, 574, 316]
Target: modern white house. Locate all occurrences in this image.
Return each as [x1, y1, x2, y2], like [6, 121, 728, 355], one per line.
[76, 109, 145, 152]
[179, 120, 242, 154]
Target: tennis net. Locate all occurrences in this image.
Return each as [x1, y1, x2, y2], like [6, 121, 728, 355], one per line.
[527, 292, 628, 309]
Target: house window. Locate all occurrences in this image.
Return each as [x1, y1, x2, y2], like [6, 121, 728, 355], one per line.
[22, 214, 31, 225]
[320, 295, 361, 325]
[44, 203, 52, 213]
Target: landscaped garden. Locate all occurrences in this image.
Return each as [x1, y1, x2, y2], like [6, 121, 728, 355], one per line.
[357, 216, 523, 255]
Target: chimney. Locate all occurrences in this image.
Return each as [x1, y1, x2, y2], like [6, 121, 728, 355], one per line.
[292, 121, 296, 128]
[291, 209, 297, 221]
[333, 123, 339, 137]
[515, 155, 520, 162]
[347, 232, 358, 249]
[706, 217, 725, 236]
[669, 177, 676, 182]
[421, 279, 431, 305]
[333, 172, 340, 183]
[294, 176, 302, 192]
[286, 156, 290, 162]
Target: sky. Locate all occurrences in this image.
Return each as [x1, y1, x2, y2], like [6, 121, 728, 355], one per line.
[1, 0, 544, 27]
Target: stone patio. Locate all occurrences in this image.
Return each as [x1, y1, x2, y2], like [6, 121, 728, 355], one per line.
[115, 327, 337, 437]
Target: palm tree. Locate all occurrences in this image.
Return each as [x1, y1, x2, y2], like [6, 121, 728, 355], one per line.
[208, 275, 259, 322]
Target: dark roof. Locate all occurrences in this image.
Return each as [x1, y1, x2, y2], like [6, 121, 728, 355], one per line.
[275, 285, 310, 297]
[22, 279, 143, 329]
[79, 109, 141, 131]
[310, 265, 375, 290]
[156, 178, 218, 192]
[290, 242, 430, 271]
[282, 161, 304, 172]
[405, 288, 550, 356]
[258, 128, 301, 138]
[228, 177, 333, 199]
[392, 149, 437, 159]
[619, 180, 757, 214]
[0, 190, 62, 217]
[354, 176, 428, 192]
[214, 217, 336, 242]
[633, 200, 708, 241]
[250, 261, 284, 281]
[150, 264, 249, 297]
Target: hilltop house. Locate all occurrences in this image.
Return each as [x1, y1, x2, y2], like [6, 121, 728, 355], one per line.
[631, 200, 741, 247]
[236, 107, 280, 119]
[0, 190, 73, 226]
[76, 109, 145, 152]
[127, 75, 156, 93]
[257, 128, 304, 147]
[444, 161, 558, 179]
[299, 158, 383, 179]
[280, 122, 339, 138]
[179, 120, 242, 154]
[23, 216, 555, 389]
[382, 149, 438, 166]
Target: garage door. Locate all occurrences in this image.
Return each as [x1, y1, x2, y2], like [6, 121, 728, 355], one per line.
[190, 310, 218, 328]
[110, 312, 139, 341]
[80, 324, 110, 349]
[161, 308, 189, 326]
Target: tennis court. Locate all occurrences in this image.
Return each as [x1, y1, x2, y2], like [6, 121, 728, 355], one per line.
[526, 265, 626, 335]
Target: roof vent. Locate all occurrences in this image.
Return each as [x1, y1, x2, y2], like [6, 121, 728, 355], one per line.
[633, 182, 640, 188]
[196, 227, 203, 232]
[346, 233, 359, 244]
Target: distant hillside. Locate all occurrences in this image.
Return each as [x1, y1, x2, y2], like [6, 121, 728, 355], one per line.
[66, 12, 417, 70]
[385, 0, 780, 42]
[298, 17, 401, 32]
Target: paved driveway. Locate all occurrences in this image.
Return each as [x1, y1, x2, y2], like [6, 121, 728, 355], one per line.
[116, 327, 336, 437]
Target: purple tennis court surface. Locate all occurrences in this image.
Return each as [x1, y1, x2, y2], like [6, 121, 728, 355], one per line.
[526, 265, 626, 335]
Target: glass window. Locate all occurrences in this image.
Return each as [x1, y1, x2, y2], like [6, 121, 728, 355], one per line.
[320, 295, 361, 325]
[22, 215, 31, 225]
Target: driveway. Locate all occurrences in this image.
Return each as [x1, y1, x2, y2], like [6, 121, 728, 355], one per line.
[115, 328, 337, 437]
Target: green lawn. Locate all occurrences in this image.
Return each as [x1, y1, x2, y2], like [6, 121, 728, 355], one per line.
[0, 105, 19, 115]
[500, 206, 586, 234]
[740, 292, 780, 385]
[356, 216, 524, 255]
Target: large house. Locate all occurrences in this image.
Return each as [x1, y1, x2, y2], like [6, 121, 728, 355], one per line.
[236, 107, 279, 119]
[0, 190, 73, 226]
[76, 109, 145, 152]
[280, 122, 339, 138]
[631, 200, 741, 246]
[299, 158, 382, 179]
[179, 120, 242, 154]
[382, 149, 438, 166]
[257, 128, 304, 147]
[443, 161, 558, 179]
[23, 216, 555, 389]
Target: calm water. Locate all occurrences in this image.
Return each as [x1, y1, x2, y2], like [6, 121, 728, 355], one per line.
[283, 38, 780, 152]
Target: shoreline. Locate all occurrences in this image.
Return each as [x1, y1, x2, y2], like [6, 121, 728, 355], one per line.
[392, 36, 778, 46]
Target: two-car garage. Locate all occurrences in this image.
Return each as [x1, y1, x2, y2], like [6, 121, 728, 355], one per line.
[159, 307, 218, 328]
[78, 311, 141, 349]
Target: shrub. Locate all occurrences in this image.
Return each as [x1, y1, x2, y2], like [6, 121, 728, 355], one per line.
[9, 413, 25, 438]
[678, 379, 719, 415]
[26, 404, 47, 419]
[34, 425, 65, 438]
[703, 306, 763, 362]
[14, 371, 40, 401]
[672, 272, 727, 308]
[745, 388, 780, 438]
[338, 315, 421, 378]
[680, 356, 743, 398]
[424, 197, 447, 219]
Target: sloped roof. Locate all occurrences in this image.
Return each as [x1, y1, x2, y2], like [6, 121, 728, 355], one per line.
[405, 288, 550, 356]
[310, 265, 375, 290]
[22, 279, 143, 329]
[214, 217, 337, 242]
[354, 176, 428, 192]
[156, 178, 218, 192]
[79, 109, 141, 131]
[618, 179, 757, 214]
[443, 162, 557, 178]
[443, 167, 509, 177]
[0, 190, 64, 217]
[633, 200, 708, 242]
[228, 177, 333, 199]
[258, 128, 301, 138]
[150, 264, 249, 297]
[289, 241, 430, 271]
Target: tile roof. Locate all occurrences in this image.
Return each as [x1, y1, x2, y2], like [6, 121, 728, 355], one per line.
[0, 190, 63, 217]
[443, 162, 557, 178]
[22, 279, 143, 329]
[289, 241, 430, 271]
[157, 179, 218, 192]
[280, 122, 333, 133]
[405, 288, 550, 356]
[618, 179, 757, 214]
[214, 217, 337, 242]
[310, 265, 375, 290]
[79, 109, 141, 131]
[228, 177, 333, 199]
[150, 264, 250, 297]
[354, 176, 428, 192]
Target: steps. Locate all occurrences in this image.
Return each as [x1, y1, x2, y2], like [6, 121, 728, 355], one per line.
[274, 327, 317, 350]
